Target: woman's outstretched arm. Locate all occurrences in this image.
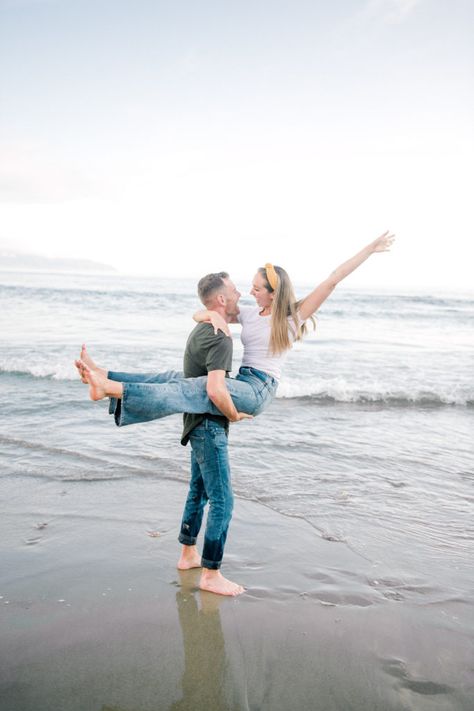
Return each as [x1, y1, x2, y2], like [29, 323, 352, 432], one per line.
[298, 231, 395, 321]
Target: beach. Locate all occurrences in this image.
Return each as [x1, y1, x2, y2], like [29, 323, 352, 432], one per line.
[1, 270, 473, 710]
[2, 474, 473, 711]
[2, 0, 473, 704]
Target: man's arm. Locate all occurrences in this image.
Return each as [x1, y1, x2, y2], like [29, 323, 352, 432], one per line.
[206, 370, 252, 422]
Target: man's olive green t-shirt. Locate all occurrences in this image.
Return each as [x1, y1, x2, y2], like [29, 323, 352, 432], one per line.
[181, 322, 233, 446]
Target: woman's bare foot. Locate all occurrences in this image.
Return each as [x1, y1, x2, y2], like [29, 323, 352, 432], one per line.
[177, 544, 202, 570]
[75, 358, 90, 384]
[75, 359, 123, 401]
[80, 344, 107, 378]
[199, 569, 245, 596]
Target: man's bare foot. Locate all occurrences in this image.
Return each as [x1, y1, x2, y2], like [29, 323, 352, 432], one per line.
[177, 544, 202, 570]
[75, 359, 122, 401]
[199, 569, 244, 596]
[80, 344, 107, 378]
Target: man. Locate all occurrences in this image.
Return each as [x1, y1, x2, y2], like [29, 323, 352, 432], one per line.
[176, 271, 250, 596]
[76, 272, 250, 596]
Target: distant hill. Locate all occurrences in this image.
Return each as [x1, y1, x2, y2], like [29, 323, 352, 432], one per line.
[0, 251, 116, 273]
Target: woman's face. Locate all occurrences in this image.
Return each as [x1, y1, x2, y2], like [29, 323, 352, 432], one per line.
[250, 272, 274, 310]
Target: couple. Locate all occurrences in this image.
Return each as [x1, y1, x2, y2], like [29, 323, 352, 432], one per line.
[76, 232, 394, 596]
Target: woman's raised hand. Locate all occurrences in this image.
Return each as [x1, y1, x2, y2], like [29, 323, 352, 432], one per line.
[371, 231, 396, 252]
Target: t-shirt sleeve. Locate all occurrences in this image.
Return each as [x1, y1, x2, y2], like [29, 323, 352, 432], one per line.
[205, 333, 233, 372]
[285, 310, 306, 342]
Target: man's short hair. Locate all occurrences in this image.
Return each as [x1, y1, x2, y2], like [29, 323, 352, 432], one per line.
[197, 271, 229, 305]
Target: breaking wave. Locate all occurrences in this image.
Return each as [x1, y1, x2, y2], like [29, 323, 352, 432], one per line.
[276, 377, 473, 407]
[2, 361, 472, 407]
[0, 359, 78, 381]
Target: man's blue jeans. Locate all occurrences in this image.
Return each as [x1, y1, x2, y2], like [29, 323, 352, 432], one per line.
[178, 420, 233, 569]
[108, 367, 278, 425]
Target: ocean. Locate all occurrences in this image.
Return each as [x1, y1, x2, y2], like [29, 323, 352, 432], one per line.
[1, 269, 473, 604]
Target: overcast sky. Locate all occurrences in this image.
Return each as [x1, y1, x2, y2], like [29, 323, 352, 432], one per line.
[0, 0, 472, 288]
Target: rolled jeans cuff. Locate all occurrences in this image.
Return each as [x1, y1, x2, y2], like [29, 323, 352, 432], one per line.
[108, 396, 123, 425]
[201, 557, 222, 571]
[178, 533, 197, 546]
[108, 371, 121, 420]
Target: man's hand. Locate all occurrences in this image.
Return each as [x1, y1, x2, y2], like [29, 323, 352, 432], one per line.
[207, 370, 248, 421]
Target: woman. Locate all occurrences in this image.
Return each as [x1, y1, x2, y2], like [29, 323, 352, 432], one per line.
[76, 231, 394, 425]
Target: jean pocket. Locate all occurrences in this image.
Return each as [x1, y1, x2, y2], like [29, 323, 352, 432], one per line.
[257, 380, 275, 400]
[189, 434, 206, 462]
[255, 383, 277, 414]
[210, 428, 228, 448]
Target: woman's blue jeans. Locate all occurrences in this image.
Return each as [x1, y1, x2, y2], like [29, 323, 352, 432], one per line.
[107, 367, 278, 426]
[178, 419, 232, 569]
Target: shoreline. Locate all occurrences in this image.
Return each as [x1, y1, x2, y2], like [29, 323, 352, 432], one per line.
[1, 474, 472, 711]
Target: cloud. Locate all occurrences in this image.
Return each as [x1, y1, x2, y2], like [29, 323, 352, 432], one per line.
[364, 0, 422, 24]
[0, 0, 58, 8]
[0, 144, 95, 204]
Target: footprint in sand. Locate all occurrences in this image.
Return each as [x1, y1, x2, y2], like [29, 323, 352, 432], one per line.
[382, 658, 454, 696]
[24, 537, 42, 546]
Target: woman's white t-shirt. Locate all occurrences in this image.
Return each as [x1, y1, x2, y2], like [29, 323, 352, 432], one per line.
[236, 305, 301, 381]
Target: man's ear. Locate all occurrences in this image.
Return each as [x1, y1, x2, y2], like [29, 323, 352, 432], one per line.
[216, 293, 226, 306]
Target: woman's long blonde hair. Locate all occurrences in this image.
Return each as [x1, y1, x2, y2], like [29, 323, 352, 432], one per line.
[259, 265, 315, 355]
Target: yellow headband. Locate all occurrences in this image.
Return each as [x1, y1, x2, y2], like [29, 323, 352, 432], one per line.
[264, 263, 278, 291]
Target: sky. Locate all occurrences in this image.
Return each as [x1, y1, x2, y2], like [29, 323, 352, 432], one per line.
[0, 0, 473, 288]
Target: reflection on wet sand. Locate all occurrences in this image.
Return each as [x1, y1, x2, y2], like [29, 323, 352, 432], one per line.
[171, 569, 230, 711]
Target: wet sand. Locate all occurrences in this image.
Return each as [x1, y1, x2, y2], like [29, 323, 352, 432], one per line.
[0, 475, 472, 711]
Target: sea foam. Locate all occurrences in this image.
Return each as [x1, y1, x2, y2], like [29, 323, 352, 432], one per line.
[276, 377, 473, 407]
[2, 359, 472, 407]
